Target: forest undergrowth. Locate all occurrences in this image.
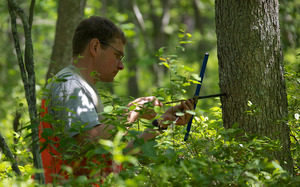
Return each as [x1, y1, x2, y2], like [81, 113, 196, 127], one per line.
[0, 40, 299, 186]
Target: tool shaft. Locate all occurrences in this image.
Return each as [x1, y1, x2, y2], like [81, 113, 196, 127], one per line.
[164, 93, 226, 104]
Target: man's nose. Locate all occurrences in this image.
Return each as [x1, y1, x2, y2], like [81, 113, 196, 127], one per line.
[118, 60, 124, 70]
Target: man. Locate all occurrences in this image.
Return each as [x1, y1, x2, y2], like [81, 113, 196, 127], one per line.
[39, 16, 194, 184]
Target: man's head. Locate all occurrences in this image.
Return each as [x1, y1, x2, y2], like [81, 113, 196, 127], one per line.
[72, 16, 127, 57]
[72, 16, 127, 83]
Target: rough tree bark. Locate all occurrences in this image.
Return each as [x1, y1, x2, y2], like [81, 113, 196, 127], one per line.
[215, 0, 293, 173]
[46, 0, 86, 80]
[7, 0, 45, 183]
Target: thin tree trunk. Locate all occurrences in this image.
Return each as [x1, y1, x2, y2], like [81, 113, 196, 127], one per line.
[193, 0, 203, 34]
[148, 0, 170, 87]
[215, 0, 293, 174]
[7, 0, 45, 183]
[126, 41, 139, 97]
[46, 0, 86, 80]
[128, 0, 151, 96]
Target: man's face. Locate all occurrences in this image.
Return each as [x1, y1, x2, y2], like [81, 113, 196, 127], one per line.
[94, 38, 125, 82]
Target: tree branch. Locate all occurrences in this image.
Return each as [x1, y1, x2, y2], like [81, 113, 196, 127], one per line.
[7, 0, 29, 89]
[161, 0, 170, 32]
[130, 0, 152, 53]
[8, 0, 34, 81]
[29, 0, 35, 28]
[131, 0, 146, 32]
[0, 133, 21, 175]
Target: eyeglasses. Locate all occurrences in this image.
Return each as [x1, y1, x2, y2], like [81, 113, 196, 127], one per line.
[99, 40, 125, 61]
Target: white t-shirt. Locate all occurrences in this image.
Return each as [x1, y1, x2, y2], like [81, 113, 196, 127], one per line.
[44, 65, 105, 137]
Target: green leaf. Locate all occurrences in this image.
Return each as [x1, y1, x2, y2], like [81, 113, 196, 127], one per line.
[272, 160, 283, 170]
[38, 108, 46, 113]
[158, 47, 166, 55]
[191, 73, 201, 81]
[189, 80, 201, 84]
[180, 40, 193, 44]
[182, 66, 194, 72]
[90, 71, 98, 76]
[244, 171, 258, 180]
[154, 105, 161, 113]
[55, 78, 67, 82]
[186, 110, 196, 115]
[141, 141, 157, 158]
[0, 162, 10, 172]
[41, 128, 53, 137]
[104, 105, 114, 113]
[177, 33, 185, 38]
[76, 175, 88, 183]
[157, 97, 165, 101]
[176, 112, 184, 116]
[129, 105, 137, 110]
[66, 108, 76, 114]
[99, 139, 114, 148]
[182, 82, 191, 86]
[61, 165, 73, 174]
[180, 161, 190, 175]
[162, 62, 170, 68]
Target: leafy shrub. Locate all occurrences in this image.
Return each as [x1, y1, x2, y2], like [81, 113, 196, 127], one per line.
[285, 55, 300, 175]
[100, 106, 300, 187]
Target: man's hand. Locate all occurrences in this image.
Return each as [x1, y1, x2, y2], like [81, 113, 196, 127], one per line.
[125, 98, 194, 152]
[127, 96, 163, 122]
[160, 98, 194, 128]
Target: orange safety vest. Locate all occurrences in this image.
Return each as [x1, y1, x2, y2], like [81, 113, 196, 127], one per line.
[39, 99, 66, 183]
[39, 99, 122, 184]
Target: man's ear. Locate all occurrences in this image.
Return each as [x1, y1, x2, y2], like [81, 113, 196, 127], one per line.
[89, 38, 100, 57]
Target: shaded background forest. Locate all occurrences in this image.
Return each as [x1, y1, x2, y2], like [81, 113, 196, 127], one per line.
[0, 0, 299, 161]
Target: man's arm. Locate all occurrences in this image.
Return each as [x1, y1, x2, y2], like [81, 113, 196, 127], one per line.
[73, 123, 115, 144]
[74, 98, 194, 152]
[73, 96, 161, 144]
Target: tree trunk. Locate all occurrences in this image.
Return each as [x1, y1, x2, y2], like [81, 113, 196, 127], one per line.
[126, 41, 139, 97]
[7, 0, 45, 183]
[148, 0, 170, 87]
[46, 0, 86, 80]
[215, 0, 293, 173]
[193, 0, 204, 34]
